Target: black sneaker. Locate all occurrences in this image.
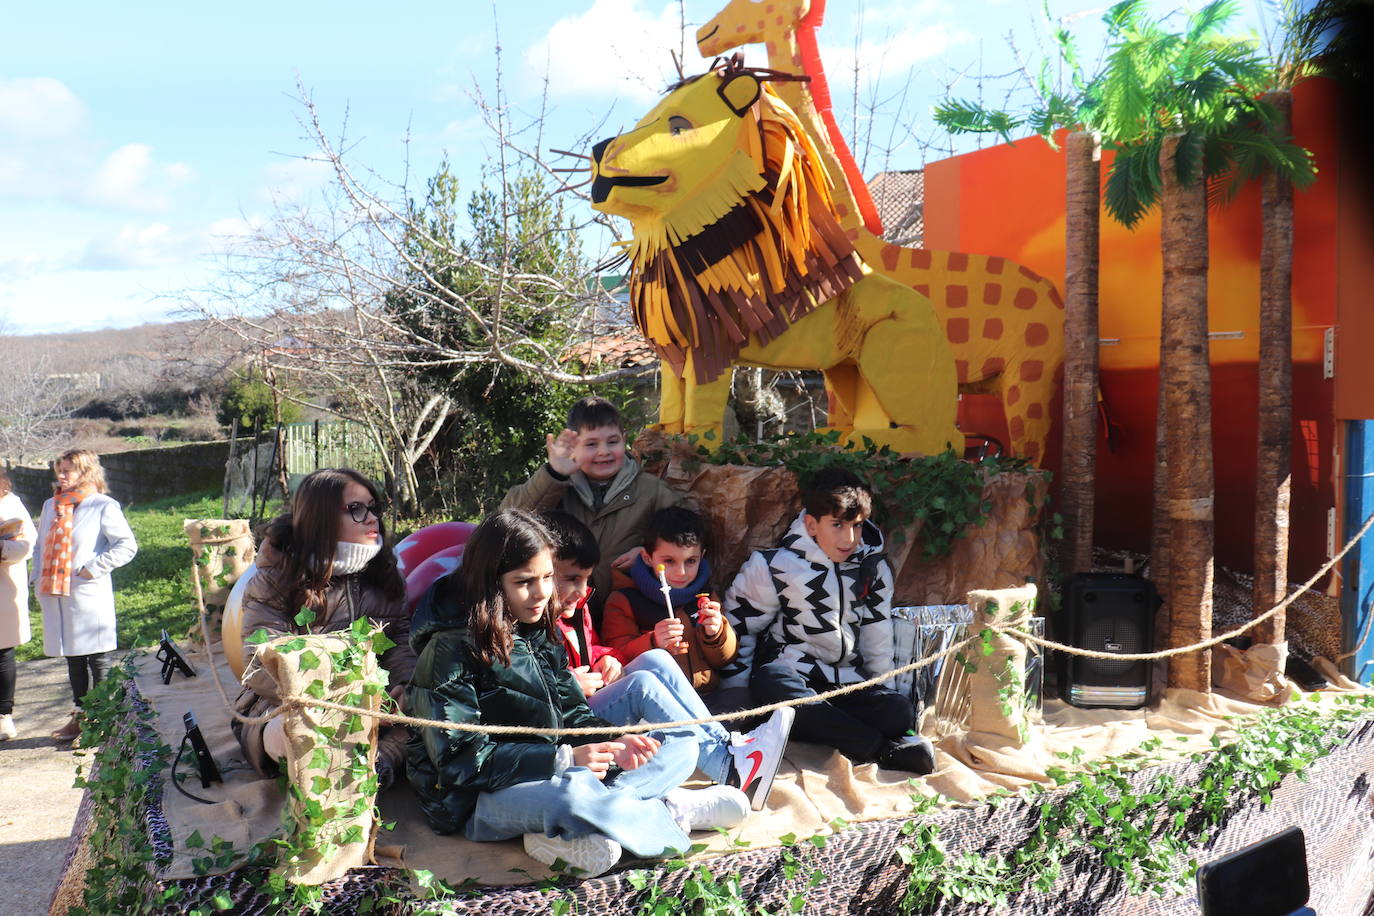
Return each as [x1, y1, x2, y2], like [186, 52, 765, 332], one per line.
[877, 736, 936, 775]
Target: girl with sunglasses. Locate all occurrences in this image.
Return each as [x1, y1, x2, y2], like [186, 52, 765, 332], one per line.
[232, 468, 415, 788]
[406, 509, 750, 877]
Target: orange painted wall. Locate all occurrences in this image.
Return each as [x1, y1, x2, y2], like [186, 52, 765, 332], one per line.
[922, 78, 1358, 583]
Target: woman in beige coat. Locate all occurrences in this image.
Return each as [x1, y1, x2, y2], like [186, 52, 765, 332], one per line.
[0, 468, 37, 740]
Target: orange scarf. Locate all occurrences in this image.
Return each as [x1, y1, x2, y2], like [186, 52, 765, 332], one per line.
[40, 484, 95, 597]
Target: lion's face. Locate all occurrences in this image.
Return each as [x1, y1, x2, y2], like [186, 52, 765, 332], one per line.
[590, 71, 766, 231]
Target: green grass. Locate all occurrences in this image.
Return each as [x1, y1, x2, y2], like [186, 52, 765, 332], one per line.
[18, 490, 236, 662]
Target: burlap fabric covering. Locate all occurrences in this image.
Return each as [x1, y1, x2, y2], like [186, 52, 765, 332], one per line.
[241, 633, 381, 884]
[184, 519, 255, 646]
[946, 585, 1057, 781]
[1211, 640, 1297, 704]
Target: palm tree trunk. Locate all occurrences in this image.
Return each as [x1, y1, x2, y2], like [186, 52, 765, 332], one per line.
[1151, 370, 1172, 650]
[1251, 90, 1294, 643]
[1160, 133, 1216, 691]
[1061, 131, 1102, 575]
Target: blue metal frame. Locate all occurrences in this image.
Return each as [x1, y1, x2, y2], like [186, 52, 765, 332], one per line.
[1342, 420, 1374, 684]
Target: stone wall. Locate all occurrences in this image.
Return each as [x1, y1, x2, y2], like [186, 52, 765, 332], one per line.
[6, 440, 231, 511]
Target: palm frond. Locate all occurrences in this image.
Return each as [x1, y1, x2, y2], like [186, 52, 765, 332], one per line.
[1103, 138, 1163, 228]
[1187, 0, 1242, 44]
[932, 99, 1027, 143]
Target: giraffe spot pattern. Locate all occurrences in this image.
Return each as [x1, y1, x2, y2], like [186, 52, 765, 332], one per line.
[1024, 441, 1041, 461]
[947, 317, 970, 343]
[1020, 360, 1044, 382]
[1006, 385, 1021, 406]
[983, 284, 1002, 305]
[955, 359, 969, 382]
[986, 257, 1005, 274]
[1009, 416, 1026, 440]
[1027, 403, 1044, 419]
[1025, 322, 1049, 346]
[948, 252, 968, 271]
[947, 285, 968, 308]
[1014, 288, 1038, 310]
[983, 318, 1004, 339]
[914, 284, 930, 298]
[881, 245, 899, 272]
[909, 249, 932, 269]
[981, 357, 1005, 377]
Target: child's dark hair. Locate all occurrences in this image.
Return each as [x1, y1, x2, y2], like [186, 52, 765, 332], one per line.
[644, 505, 709, 553]
[566, 396, 623, 433]
[801, 467, 873, 521]
[540, 510, 600, 570]
[447, 509, 558, 667]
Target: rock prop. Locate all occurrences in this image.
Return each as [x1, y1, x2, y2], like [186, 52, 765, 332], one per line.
[185, 519, 255, 646]
[637, 431, 1047, 605]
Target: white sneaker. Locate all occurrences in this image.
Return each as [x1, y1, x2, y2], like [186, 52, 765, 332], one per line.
[522, 831, 622, 877]
[663, 785, 750, 833]
[728, 707, 795, 810]
[0, 714, 15, 740]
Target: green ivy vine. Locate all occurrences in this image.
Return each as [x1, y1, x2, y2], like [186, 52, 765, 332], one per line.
[896, 692, 1374, 912]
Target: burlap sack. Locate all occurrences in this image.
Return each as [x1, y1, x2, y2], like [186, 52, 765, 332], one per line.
[948, 585, 1056, 780]
[1211, 641, 1297, 704]
[186, 519, 256, 645]
[242, 633, 380, 885]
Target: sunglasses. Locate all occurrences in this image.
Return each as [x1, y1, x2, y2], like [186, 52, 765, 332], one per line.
[343, 501, 383, 523]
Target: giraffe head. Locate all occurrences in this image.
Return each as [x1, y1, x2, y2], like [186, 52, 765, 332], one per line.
[697, 0, 815, 57]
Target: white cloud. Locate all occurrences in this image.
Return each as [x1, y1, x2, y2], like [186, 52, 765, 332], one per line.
[0, 76, 86, 140]
[86, 144, 194, 212]
[524, 0, 686, 104]
[77, 222, 198, 270]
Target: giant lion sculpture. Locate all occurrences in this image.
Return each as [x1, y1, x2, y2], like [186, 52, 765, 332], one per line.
[589, 56, 961, 456]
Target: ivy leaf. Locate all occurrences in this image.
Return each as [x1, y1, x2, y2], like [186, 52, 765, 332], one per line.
[186, 829, 204, 849]
[294, 607, 316, 628]
[297, 651, 321, 673]
[246, 628, 272, 646]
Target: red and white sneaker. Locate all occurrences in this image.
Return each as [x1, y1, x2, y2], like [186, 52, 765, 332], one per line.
[727, 707, 795, 810]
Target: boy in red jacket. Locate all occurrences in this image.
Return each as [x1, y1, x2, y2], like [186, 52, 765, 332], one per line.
[543, 510, 794, 810]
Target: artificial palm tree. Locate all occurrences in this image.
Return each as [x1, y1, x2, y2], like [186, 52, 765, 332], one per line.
[1248, 0, 1325, 645]
[934, 9, 1104, 576]
[1090, 0, 1315, 690]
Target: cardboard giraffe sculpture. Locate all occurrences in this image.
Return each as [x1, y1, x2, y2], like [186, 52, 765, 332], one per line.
[699, 0, 1065, 463]
[589, 56, 961, 456]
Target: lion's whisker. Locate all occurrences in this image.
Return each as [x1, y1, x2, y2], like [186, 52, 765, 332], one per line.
[549, 148, 592, 161]
[551, 166, 590, 173]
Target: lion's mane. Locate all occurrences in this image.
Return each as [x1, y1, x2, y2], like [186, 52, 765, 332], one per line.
[626, 83, 865, 384]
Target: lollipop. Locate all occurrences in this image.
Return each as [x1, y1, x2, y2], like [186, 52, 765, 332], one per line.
[654, 563, 675, 620]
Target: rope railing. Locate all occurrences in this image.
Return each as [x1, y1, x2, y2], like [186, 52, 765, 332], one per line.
[187, 508, 1374, 740]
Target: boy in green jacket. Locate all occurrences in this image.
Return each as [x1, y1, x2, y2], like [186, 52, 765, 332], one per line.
[501, 397, 679, 622]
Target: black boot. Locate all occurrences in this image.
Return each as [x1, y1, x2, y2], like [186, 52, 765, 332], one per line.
[877, 736, 935, 775]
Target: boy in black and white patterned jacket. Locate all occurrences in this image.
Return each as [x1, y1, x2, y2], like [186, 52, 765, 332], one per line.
[721, 468, 935, 775]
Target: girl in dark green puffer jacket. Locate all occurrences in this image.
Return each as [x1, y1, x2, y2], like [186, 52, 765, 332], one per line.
[405, 509, 747, 877]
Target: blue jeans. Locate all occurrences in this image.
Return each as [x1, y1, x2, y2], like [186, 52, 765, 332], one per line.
[464, 725, 697, 859]
[588, 649, 733, 784]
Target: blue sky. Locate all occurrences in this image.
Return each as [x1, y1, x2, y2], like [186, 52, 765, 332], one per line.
[0, 0, 1277, 335]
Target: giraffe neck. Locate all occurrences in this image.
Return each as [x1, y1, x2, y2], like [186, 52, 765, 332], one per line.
[762, 11, 883, 236]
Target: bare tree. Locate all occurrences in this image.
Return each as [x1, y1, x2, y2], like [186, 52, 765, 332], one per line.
[0, 350, 71, 465]
[183, 68, 646, 513]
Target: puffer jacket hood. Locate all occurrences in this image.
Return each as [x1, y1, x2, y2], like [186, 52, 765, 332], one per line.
[409, 575, 469, 656]
[778, 510, 887, 571]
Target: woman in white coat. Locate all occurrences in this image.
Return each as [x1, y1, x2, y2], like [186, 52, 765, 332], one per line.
[32, 449, 137, 742]
[0, 467, 36, 740]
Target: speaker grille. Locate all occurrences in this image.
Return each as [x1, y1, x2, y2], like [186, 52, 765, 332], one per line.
[1062, 574, 1158, 708]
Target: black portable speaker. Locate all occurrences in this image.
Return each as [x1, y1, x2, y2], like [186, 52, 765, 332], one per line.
[1060, 572, 1159, 709]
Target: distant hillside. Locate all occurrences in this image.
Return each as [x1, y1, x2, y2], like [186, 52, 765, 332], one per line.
[6, 318, 245, 384]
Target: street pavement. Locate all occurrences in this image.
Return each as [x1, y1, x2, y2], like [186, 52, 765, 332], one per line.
[0, 657, 91, 916]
